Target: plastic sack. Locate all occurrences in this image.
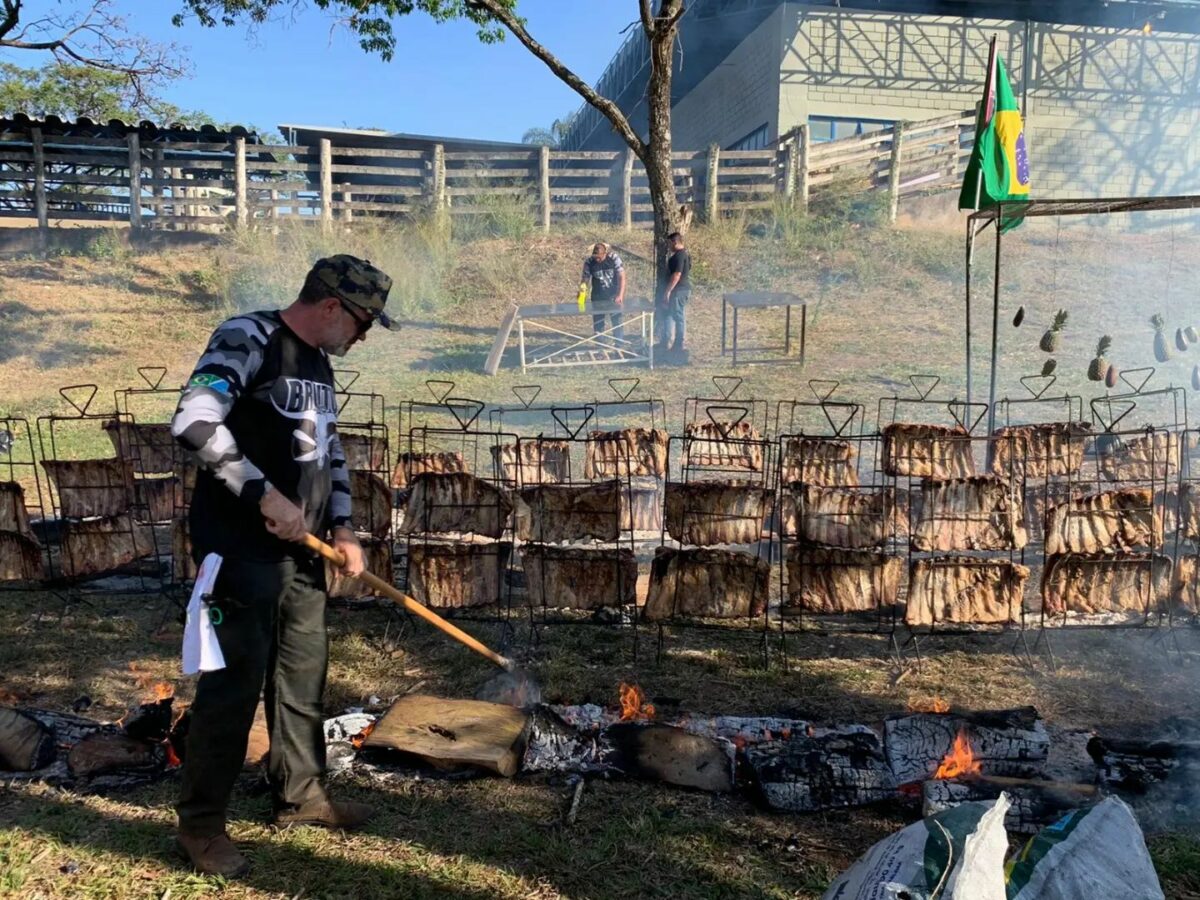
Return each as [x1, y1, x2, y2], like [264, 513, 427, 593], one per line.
[822, 795, 1011, 900]
[1005, 797, 1164, 900]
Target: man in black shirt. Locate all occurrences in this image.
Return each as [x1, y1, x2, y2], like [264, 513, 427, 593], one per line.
[658, 231, 692, 353]
[581, 242, 625, 344]
[170, 255, 397, 878]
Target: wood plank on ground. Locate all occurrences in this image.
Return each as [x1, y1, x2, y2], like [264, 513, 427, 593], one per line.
[484, 303, 519, 376]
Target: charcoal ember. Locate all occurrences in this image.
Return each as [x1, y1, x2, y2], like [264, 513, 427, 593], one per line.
[1041, 552, 1171, 617]
[905, 558, 1028, 627]
[1044, 488, 1161, 555]
[41, 458, 134, 518]
[0, 531, 45, 582]
[881, 423, 975, 480]
[60, 514, 155, 578]
[643, 546, 769, 621]
[391, 451, 465, 489]
[515, 480, 620, 542]
[400, 472, 512, 537]
[911, 476, 1028, 551]
[783, 545, 902, 615]
[780, 437, 859, 487]
[884, 707, 1049, 785]
[584, 428, 667, 479]
[746, 727, 898, 812]
[682, 421, 763, 471]
[663, 480, 772, 545]
[492, 440, 570, 486]
[522, 544, 636, 610]
[990, 422, 1091, 478]
[350, 470, 393, 538]
[102, 421, 176, 474]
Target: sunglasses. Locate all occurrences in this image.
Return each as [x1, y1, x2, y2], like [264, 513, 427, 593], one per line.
[338, 297, 374, 336]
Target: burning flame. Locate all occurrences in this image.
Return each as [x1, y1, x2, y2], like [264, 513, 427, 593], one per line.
[908, 696, 950, 714]
[351, 721, 377, 750]
[165, 742, 182, 767]
[933, 729, 982, 780]
[150, 682, 174, 702]
[618, 682, 655, 721]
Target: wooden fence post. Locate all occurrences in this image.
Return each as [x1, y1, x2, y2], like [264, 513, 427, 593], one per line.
[539, 145, 551, 232]
[319, 138, 333, 230]
[621, 148, 635, 230]
[127, 132, 142, 230]
[704, 143, 720, 223]
[234, 136, 248, 230]
[341, 183, 353, 224]
[430, 144, 447, 221]
[30, 126, 48, 238]
[887, 120, 907, 225]
[151, 147, 163, 220]
[797, 124, 810, 214]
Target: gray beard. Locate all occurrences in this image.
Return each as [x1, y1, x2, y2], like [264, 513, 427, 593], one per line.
[326, 342, 351, 358]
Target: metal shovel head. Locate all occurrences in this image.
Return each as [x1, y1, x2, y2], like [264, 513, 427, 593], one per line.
[474, 667, 541, 709]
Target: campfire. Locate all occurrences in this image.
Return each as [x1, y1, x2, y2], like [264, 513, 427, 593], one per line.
[618, 682, 655, 721]
[932, 729, 981, 780]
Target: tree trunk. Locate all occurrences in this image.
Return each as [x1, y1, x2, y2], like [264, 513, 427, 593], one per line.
[643, 1, 683, 296]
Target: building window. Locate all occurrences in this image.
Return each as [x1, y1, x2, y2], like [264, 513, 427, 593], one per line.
[726, 123, 769, 151]
[809, 116, 893, 143]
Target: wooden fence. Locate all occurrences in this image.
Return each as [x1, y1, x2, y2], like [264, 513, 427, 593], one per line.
[0, 111, 973, 233]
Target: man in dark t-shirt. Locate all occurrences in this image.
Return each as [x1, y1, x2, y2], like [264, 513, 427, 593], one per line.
[170, 255, 397, 878]
[581, 242, 625, 343]
[658, 231, 692, 353]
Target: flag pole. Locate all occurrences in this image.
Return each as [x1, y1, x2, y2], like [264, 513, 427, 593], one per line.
[973, 35, 998, 211]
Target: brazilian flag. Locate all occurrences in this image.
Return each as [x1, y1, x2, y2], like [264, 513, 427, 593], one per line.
[959, 49, 1031, 231]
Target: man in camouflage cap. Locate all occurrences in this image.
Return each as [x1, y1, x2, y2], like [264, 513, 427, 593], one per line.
[170, 254, 396, 878]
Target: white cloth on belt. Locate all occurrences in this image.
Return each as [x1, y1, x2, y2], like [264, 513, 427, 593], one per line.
[182, 552, 226, 675]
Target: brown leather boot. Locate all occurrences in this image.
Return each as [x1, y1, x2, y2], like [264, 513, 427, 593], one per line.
[274, 796, 374, 831]
[176, 831, 250, 878]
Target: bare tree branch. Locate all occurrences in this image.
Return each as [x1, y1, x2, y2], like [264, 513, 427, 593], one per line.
[0, 0, 20, 42]
[664, 1, 686, 30]
[466, 0, 647, 160]
[639, 0, 653, 38]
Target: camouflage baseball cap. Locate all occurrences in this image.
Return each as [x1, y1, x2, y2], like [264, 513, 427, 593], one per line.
[308, 254, 400, 331]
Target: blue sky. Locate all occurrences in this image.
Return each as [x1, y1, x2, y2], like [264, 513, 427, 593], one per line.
[24, 1, 633, 141]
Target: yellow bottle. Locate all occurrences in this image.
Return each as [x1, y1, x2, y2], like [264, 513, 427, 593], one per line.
[576, 281, 588, 311]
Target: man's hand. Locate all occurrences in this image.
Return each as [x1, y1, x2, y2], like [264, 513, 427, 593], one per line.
[261, 488, 307, 542]
[332, 527, 365, 577]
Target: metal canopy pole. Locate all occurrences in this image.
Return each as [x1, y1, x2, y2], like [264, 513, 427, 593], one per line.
[965, 216, 976, 405]
[986, 204, 1004, 439]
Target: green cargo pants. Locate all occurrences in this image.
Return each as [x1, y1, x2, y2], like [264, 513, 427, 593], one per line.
[176, 553, 329, 836]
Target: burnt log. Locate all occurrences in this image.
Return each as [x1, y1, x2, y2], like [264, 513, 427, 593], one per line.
[1099, 430, 1180, 482]
[584, 428, 667, 479]
[0, 531, 45, 582]
[881, 423, 976, 480]
[1041, 552, 1171, 617]
[391, 451, 466, 489]
[350, 470, 393, 538]
[492, 440, 570, 486]
[41, 458, 134, 518]
[60, 514, 155, 578]
[911, 476, 1028, 551]
[780, 437, 859, 487]
[905, 558, 1029, 628]
[406, 540, 510, 609]
[400, 472, 511, 537]
[0, 707, 56, 771]
[663, 480, 773, 545]
[1087, 735, 1200, 793]
[1044, 488, 1160, 556]
[990, 422, 1092, 478]
[522, 544, 636, 610]
[922, 777, 1091, 834]
[516, 480, 620, 542]
[0, 481, 35, 537]
[601, 722, 734, 792]
[102, 420, 176, 474]
[884, 707, 1050, 785]
[326, 538, 395, 600]
[682, 421, 763, 471]
[67, 732, 164, 778]
[746, 727, 898, 812]
[339, 431, 388, 471]
[782, 484, 896, 548]
[783, 545, 903, 615]
[643, 547, 769, 621]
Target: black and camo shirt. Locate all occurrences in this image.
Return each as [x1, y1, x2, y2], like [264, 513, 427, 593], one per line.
[171, 311, 352, 560]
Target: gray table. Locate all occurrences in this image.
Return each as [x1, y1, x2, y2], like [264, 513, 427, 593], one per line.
[512, 298, 656, 373]
[721, 292, 806, 367]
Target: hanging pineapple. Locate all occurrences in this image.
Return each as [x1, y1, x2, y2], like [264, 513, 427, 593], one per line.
[1041, 358, 1057, 376]
[1177, 328, 1189, 353]
[1151, 314, 1170, 363]
[1088, 336, 1112, 382]
[1193, 365, 1200, 392]
[1186, 326, 1198, 344]
[1040, 310, 1068, 352]
[1105, 364, 1119, 389]
[1013, 306, 1025, 328]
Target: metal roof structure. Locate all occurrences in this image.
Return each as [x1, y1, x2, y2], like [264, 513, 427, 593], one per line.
[0, 113, 259, 142]
[967, 194, 1200, 223]
[277, 123, 529, 153]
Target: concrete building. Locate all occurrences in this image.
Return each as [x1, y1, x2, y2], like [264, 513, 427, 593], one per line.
[563, 1, 1200, 197]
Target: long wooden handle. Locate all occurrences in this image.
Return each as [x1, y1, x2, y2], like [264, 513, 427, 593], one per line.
[303, 533, 513, 671]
